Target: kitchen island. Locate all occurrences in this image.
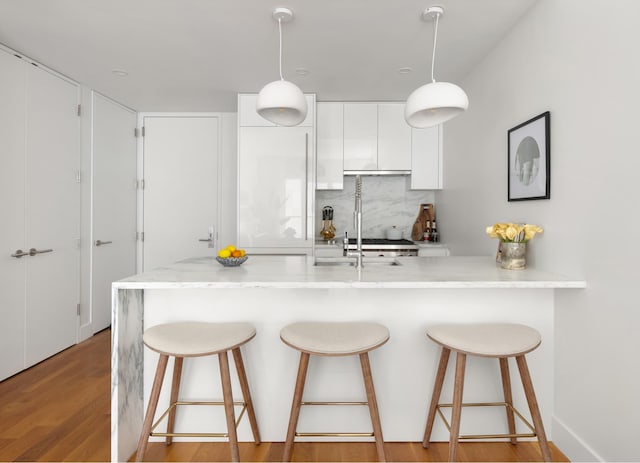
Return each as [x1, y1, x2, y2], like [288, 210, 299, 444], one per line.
[111, 255, 585, 462]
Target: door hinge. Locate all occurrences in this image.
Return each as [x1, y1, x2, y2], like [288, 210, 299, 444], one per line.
[75, 170, 81, 183]
[136, 179, 145, 190]
[137, 232, 145, 242]
[76, 303, 81, 316]
[77, 104, 81, 117]
[134, 127, 140, 138]
[76, 238, 81, 249]
[141, 126, 145, 137]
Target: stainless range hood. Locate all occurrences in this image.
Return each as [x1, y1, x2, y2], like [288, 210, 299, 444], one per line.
[344, 170, 411, 176]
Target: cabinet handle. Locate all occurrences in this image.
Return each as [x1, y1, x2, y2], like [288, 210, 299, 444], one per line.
[28, 248, 53, 256]
[95, 240, 113, 246]
[305, 132, 309, 241]
[11, 249, 29, 258]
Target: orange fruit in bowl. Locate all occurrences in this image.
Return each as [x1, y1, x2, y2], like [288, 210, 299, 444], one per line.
[231, 250, 242, 258]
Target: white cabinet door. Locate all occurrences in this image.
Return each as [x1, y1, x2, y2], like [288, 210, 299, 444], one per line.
[378, 103, 411, 170]
[343, 103, 377, 170]
[24, 64, 80, 368]
[143, 116, 219, 271]
[238, 126, 313, 250]
[238, 93, 315, 127]
[91, 94, 137, 333]
[0, 51, 27, 380]
[316, 102, 344, 190]
[411, 125, 443, 190]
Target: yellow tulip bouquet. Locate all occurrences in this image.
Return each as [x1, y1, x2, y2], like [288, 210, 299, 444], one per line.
[485, 223, 543, 243]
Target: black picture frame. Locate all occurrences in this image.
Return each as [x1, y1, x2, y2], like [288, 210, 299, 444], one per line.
[507, 111, 550, 201]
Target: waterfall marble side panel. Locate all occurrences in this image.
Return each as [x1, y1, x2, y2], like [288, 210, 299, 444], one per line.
[111, 287, 144, 462]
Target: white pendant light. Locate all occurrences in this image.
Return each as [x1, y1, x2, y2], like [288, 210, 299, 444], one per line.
[405, 6, 469, 128]
[256, 7, 307, 127]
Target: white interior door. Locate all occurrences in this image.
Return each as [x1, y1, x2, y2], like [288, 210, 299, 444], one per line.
[24, 64, 80, 367]
[91, 93, 137, 333]
[142, 116, 219, 271]
[0, 51, 27, 380]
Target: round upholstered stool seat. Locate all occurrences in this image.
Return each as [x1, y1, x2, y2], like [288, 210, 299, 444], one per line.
[280, 321, 389, 356]
[427, 323, 541, 357]
[144, 322, 256, 357]
[280, 321, 389, 461]
[422, 322, 551, 462]
[136, 321, 260, 462]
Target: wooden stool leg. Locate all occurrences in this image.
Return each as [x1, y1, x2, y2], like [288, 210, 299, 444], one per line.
[360, 352, 386, 462]
[232, 347, 261, 444]
[499, 357, 518, 445]
[165, 356, 184, 445]
[135, 354, 169, 462]
[283, 352, 310, 462]
[219, 350, 240, 462]
[516, 355, 552, 462]
[423, 347, 451, 448]
[449, 352, 467, 463]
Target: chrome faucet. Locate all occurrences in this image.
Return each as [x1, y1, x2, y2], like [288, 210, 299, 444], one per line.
[344, 175, 364, 268]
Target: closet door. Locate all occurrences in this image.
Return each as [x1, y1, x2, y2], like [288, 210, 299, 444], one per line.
[0, 51, 27, 380]
[24, 64, 80, 367]
[91, 93, 137, 333]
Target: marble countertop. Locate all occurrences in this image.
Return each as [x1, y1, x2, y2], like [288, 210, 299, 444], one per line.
[114, 256, 586, 289]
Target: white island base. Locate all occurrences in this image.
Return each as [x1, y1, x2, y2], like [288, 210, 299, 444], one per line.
[112, 256, 585, 462]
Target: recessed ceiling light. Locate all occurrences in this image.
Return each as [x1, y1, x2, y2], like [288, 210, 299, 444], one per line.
[112, 69, 129, 77]
[398, 67, 413, 75]
[295, 67, 310, 76]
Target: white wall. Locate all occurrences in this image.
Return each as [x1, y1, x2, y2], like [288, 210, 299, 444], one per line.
[438, 0, 640, 460]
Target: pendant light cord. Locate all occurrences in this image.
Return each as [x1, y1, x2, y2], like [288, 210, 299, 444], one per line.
[278, 18, 284, 81]
[430, 12, 440, 83]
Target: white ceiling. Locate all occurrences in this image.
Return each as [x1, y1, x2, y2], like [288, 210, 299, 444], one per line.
[0, 0, 538, 112]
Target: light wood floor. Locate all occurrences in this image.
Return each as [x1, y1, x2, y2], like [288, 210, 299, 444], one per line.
[0, 328, 569, 462]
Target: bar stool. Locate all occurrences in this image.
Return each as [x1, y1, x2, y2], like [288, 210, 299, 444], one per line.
[280, 321, 389, 462]
[135, 322, 261, 462]
[422, 323, 551, 462]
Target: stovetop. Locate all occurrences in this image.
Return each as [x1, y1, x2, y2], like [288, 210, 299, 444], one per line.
[348, 238, 416, 246]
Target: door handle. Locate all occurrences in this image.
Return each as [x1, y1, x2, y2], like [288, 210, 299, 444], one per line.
[95, 240, 113, 246]
[11, 249, 29, 258]
[199, 226, 214, 243]
[28, 248, 53, 256]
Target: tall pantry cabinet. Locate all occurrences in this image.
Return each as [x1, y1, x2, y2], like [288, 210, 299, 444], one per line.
[237, 94, 315, 254]
[0, 50, 81, 380]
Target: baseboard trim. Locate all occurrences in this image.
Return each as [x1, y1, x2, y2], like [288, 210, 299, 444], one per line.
[552, 415, 603, 462]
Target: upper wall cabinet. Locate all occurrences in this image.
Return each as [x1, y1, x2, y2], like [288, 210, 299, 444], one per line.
[343, 103, 411, 172]
[239, 94, 315, 127]
[316, 102, 344, 190]
[411, 124, 443, 190]
[316, 102, 443, 190]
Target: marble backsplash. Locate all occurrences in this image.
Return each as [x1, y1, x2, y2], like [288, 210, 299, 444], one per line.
[315, 176, 435, 240]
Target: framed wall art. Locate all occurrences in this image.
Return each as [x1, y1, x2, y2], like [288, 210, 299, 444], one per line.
[507, 111, 550, 201]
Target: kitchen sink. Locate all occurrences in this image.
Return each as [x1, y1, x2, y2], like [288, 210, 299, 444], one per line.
[313, 257, 401, 267]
